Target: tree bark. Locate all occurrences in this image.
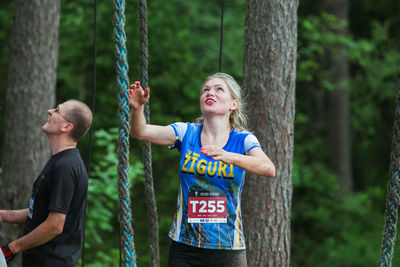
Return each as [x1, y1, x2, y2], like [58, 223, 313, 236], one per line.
[0, 0, 59, 265]
[242, 0, 297, 266]
[321, 0, 353, 193]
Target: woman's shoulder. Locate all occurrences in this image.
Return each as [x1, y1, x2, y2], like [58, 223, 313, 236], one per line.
[231, 129, 260, 145]
[182, 122, 203, 130]
[171, 122, 202, 138]
[231, 128, 254, 137]
[172, 122, 202, 129]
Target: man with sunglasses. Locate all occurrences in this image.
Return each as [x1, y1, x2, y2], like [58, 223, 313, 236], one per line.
[0, 100, 92, 267]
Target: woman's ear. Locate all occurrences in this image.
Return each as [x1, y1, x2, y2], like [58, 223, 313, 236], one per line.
[230, 99, 239, 111]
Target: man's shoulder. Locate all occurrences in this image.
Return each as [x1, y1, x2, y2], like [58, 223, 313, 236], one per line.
[50, 149, 87, 180]
[54, 149, 84, 166]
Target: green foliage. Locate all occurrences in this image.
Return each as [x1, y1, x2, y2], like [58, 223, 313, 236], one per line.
[58, 1, 119, 129]
[298, 13, 348, 87]
[296, 12, 400, 187]
[292, 161, 385, 267]
[147, 0, 245, 125]
[296, 14, 348, 164]
[293, 10, 400, 266]
[83, 128, 144, 266]
[57, 1, 247, 265]
[1, 0, 400, 266]
[349, 21, 400, 188]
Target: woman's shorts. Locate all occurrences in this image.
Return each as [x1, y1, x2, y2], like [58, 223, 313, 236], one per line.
[168, 240, 247, 267]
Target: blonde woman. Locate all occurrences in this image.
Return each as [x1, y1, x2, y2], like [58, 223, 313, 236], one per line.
[129, 73, 275, 267]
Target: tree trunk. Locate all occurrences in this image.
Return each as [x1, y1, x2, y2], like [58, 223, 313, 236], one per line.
[242, 0, 297, 266]
[0, 0, 59, 265]
[321, 0, 353, 193]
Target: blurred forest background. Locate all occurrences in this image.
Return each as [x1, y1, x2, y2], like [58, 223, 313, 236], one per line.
[0, 0, 399, 266]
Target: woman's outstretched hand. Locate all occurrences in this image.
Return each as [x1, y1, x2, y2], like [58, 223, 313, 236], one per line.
[129, 81, 150, 110]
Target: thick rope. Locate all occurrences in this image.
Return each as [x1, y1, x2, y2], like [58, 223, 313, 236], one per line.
[380, 82, 400, 267]
[138, 0, 160, 266]
[113, 0, 136, 266]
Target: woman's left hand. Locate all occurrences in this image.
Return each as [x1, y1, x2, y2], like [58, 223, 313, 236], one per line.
[201, 145, 276, 177]
[200, 145, 235, 164]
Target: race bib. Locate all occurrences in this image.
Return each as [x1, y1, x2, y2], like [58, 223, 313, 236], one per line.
[28, 196, 35, 219]
[188, 191, 227, 223]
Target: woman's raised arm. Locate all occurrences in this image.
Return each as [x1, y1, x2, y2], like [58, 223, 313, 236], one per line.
[129, 82, 176, 146]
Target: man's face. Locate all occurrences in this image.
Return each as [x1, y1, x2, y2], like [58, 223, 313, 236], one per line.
[42, 102, 72, 135]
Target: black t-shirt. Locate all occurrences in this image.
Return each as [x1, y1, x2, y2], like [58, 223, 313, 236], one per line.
[22, 148, 88, 267]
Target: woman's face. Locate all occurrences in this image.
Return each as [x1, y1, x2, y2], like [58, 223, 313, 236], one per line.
[199, 77, 238, 118]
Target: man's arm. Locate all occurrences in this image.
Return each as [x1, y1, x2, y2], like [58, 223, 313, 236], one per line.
[0, 209, 29, 224]
[7, 211, 66, 254]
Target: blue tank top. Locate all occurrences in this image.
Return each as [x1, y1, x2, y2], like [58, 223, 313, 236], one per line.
[168, 122, 261, 250]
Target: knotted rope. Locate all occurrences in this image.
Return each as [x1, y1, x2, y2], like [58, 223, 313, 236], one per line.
[380, 82, 400, 267]
[113, 0, 136, 266]
[138, 0, 160, 266]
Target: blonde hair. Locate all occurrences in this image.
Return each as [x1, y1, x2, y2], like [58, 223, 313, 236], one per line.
[195, 73, 248, 131]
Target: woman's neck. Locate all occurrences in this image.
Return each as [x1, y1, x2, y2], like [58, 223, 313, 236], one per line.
[201, 117, 231, 147]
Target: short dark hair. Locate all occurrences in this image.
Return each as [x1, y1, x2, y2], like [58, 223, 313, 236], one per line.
[64, 100, 93, 141]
